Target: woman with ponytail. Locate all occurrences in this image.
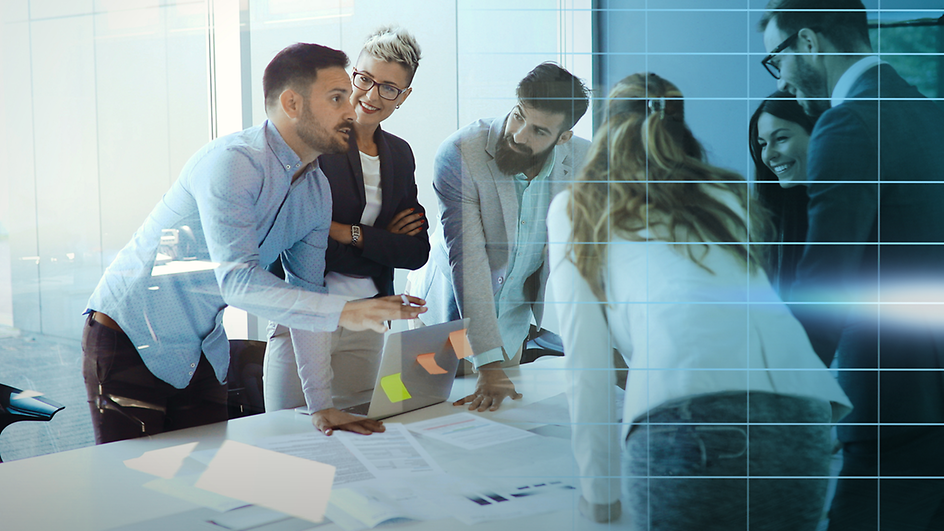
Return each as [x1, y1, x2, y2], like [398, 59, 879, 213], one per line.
[546, 73, 850, 529]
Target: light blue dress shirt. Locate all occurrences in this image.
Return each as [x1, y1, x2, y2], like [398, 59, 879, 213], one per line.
[473, 150, 556, 367]
[87, 120, 347, 389]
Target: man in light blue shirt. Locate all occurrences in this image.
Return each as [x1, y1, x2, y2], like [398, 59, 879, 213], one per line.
[409, 63, 590, 410]
[83, 43, 425, 444]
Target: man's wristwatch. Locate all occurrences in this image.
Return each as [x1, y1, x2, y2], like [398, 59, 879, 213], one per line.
[350, 224, 361, 246]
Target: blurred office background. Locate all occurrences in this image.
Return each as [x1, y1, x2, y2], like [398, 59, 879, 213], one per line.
[0, 0, 941, 462]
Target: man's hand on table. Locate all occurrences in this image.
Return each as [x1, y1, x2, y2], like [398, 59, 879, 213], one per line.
[312, 408, 385, 436]
[453, 362, 522, 411]
[339, 295, 427, 333]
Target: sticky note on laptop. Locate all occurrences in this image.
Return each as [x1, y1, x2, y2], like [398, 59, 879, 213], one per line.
[417, 353, 447, 375]
[381, 373, 412, 403]
[449, 329, 473, 359]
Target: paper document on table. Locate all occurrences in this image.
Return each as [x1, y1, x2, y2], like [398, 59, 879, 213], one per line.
[328, 478, 452, 530]
[144, 474, 247, 512]
[442, 476, 580, 525]
[259, 432, 376, 486]
[124, 442, 198, 479]
[331, 474, 579, 527]
[335, 423, 443, 479]
[260, 423, 441, 486]
[106, 505, 320, 531]
[195, 440, 334, 523]
[493, 392, 570, 425]
[406, 412, 535, 450]
[327, 474, 579, 529]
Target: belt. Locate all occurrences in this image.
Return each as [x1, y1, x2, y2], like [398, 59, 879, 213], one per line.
[91, 311, 122, 332]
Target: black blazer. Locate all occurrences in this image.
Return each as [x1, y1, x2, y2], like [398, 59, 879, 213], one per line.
[320, 126, 430, 297]
[792, 64, 944, 443]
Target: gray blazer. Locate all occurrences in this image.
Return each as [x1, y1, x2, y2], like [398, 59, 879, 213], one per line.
[409, 115, 590, 362]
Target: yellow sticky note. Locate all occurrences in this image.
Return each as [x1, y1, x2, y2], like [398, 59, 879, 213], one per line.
[417, 353, 447, 375]
[449, 329, 474, 359]
[380, 373, 412, 403]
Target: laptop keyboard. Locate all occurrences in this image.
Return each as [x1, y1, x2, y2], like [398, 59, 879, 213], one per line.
[342, 402, 370, 416]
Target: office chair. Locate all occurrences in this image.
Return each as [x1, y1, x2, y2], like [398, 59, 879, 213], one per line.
[0, 384, 65, 462]
[227, 340, 266, 419]
[521, 326, 565, 364]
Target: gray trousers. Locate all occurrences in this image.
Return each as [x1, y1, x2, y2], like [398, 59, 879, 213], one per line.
[262, 323, 384, 411]
[624, 391, 833, 531]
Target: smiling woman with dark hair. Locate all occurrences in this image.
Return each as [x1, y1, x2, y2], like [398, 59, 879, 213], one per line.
[749, 90, 816, 298]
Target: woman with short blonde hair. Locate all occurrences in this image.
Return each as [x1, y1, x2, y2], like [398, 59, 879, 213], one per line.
[263, 27, 430, 436]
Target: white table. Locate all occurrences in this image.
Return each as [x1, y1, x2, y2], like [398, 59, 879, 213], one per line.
[0, 357, 625, 530]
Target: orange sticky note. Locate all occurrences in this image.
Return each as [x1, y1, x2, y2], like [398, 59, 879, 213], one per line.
[380, 373, 412, 403]
[449, 329, 473, 360]
[417, 353, 447, 375]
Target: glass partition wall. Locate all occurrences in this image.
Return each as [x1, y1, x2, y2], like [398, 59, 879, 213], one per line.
[0, 0, 592, 342]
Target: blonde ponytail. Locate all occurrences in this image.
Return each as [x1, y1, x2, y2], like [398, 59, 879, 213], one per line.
[568, 73, 772, 300]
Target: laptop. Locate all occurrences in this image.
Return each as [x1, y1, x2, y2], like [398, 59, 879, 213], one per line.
[330, 318, 471, 420]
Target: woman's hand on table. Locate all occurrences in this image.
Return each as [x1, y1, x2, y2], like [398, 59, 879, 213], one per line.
[312, 408, 385, 436]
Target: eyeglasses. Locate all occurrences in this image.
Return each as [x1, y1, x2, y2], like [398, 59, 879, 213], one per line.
[761, 31, 800, 79]
[351, 70, 407, 101]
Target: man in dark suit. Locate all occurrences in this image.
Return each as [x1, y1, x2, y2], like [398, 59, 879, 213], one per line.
[761, 1, 944, 529]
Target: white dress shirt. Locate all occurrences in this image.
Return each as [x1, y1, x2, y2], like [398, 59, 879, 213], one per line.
[324, 151, 382, 299]
[830, 55, 885, 107]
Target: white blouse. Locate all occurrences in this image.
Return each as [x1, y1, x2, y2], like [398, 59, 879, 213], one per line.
[546, 189, 852, 504]
[324, 151, 383, 299]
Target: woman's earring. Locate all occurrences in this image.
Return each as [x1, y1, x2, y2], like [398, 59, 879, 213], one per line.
[396, 104, 401, 109]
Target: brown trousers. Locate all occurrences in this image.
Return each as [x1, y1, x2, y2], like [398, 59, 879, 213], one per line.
[81, 313, 228, 444]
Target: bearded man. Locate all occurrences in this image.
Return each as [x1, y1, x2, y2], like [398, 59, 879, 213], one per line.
[408, 63, 590, 411]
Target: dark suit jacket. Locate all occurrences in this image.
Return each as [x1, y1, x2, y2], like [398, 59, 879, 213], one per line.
[792, 64, 944, 443]
[319, 126, 430, 296]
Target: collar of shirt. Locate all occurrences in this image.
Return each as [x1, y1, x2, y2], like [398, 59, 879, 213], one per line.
[514, 145, 557, 185]
[264, 120, 307, 174]
[830, 56, 885, 107]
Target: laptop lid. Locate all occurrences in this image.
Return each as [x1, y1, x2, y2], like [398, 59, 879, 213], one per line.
[363, 318, 470, 420]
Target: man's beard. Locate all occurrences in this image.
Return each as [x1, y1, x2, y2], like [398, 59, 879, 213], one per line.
[297, 101, 350, 155]
[794, 58, 831, 118]
[494, 130, 557, 176]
